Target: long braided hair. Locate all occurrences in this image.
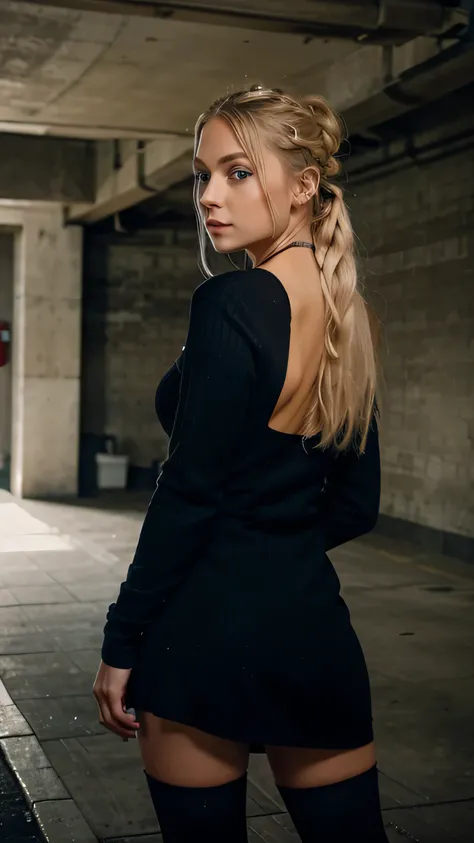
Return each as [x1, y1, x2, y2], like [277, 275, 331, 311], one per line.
[193, 87, 377, 451]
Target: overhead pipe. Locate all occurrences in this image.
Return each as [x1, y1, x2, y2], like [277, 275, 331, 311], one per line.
[383, 4, 473, 107]
[346, 2, 474, 180]
[136, 140, 161, 194]
[19, 0, 469, 45]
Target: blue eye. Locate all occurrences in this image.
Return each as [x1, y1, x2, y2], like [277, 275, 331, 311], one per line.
[231, 170, 251, 180]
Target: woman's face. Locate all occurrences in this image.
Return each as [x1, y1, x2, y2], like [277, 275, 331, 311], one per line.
[194, 116, 296, 257]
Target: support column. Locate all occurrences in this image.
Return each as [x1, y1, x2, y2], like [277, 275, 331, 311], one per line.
[0, 232, 14, 487]
[0, 203, 82, 498]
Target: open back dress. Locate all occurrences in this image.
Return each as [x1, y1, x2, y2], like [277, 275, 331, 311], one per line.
[101, 268, 381, 751]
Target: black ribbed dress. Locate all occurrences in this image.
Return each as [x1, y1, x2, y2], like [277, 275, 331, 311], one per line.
[101, 268, 381, 751]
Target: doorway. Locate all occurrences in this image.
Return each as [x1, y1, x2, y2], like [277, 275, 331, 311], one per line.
[0, 230, 14, 491]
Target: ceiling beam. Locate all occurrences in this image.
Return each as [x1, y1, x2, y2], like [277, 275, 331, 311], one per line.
[18, 0, 468, 45]
[67, 135, 194, 222]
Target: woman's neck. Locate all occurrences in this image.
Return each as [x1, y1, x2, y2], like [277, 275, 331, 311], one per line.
[247, 224, 314, 269]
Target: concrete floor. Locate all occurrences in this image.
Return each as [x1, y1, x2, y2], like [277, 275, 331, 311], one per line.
[0, 488, 473, 843]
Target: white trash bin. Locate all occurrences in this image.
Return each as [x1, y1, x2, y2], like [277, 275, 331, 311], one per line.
[96, 453, 129, 490]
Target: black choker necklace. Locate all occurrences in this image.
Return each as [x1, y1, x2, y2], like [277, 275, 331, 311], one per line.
[255, 240, 316, 268]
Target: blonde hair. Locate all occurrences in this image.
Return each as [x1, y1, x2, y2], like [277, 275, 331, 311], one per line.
[193, 87, 377, 452]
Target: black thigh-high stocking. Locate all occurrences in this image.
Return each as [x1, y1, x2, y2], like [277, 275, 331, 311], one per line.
[277, 764, 389, 843]
[144, 771, 248, 842]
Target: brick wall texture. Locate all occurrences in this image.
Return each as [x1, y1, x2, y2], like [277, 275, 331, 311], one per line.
[82, 103, 473, 541]
[82, 225, 199, 468]
[351, 143, 473, 540]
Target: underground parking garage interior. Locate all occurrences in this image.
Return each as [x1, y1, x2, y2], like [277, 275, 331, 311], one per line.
[0, 0, 472, 561]
[0, 3, 473, 843]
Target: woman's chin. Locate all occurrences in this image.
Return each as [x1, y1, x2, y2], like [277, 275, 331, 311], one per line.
[211, 241, 240, 254]
[211, 238, 248, 255]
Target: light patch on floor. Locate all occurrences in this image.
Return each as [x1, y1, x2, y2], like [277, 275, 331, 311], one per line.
[0, 502, 74, 553]
[0, 503, 54, 536]
[0, 679, 13, 706]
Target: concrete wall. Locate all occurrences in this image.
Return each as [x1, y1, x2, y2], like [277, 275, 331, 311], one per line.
[350, 101, 474, 557]
[0, 135, 95, 203]
[82, 224, 199, 470]
[0, 203, 82, 498]
[0, 232, 14, 479]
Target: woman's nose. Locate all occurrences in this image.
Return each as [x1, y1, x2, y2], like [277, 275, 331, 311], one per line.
[199, 177, 224, 209]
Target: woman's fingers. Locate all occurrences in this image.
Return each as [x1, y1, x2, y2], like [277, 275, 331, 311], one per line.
[109, 695, 139, 735]
[93, 661, 138, 740]
[96, 694, 137, 739]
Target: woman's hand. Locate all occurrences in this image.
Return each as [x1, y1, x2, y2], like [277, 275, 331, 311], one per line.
[93, 660, 140, 740]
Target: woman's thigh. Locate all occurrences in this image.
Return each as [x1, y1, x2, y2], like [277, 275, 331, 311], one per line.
[137, 711, 250, 787]
[266, 741, 376, 788]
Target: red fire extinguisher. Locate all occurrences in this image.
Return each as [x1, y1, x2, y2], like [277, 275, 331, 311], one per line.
[0, 321, 11, 367]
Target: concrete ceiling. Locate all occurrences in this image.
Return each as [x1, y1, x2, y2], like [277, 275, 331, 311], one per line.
[0, 0, 471, 218]
[0, 0, 466, 140]
[0, 2, 362, 139]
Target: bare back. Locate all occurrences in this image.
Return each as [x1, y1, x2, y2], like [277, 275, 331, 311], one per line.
[265, 256, 325, 436]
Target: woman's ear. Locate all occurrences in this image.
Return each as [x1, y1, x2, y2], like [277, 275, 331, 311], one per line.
[293, 166, 320, 207]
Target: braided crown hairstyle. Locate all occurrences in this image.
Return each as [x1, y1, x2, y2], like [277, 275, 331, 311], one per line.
[193, 86, 377, 451]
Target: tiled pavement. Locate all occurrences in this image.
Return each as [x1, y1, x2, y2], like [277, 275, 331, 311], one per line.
[0, 488, 473, 842]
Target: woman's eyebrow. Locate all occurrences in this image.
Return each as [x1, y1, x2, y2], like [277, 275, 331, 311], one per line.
[193, 152, 249, 168]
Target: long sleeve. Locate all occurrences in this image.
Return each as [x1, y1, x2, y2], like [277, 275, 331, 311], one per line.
[102, 276, 255, 669]
[322, 411, 381, 552]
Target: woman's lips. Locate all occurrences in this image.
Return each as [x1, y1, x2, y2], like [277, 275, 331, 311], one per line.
[206, 221, 231, 232]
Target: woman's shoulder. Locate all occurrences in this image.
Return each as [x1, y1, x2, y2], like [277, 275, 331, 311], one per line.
[192, 268, 290, 321]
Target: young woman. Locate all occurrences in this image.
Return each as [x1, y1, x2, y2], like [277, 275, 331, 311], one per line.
[94, 86, 387, 842]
